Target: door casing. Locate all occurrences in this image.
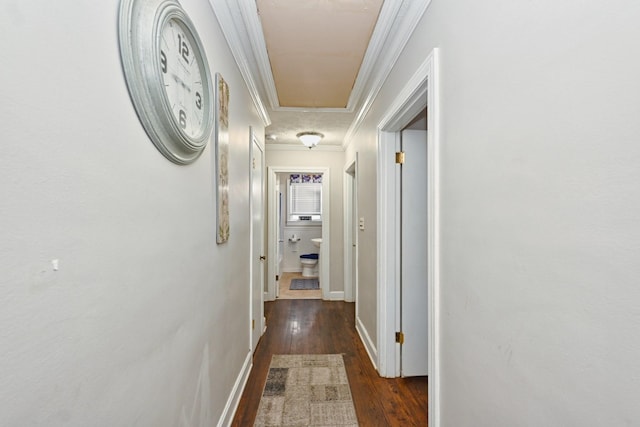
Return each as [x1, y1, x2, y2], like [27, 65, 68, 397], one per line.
[376, 48, 440, 424]
[266, 166, 331, 301]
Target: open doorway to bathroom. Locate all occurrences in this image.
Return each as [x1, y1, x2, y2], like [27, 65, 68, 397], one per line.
[276, 171, 323, 299]
[267, 167, 331, 301]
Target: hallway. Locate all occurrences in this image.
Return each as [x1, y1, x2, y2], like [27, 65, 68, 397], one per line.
[232, 300, 428, 426]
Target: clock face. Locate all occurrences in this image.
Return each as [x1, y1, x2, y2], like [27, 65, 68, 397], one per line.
[160, 18, 207, 140]
[119, 0, 213, 164]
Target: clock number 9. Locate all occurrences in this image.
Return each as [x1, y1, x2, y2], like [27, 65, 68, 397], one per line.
[179, 110, 187, 129]
[160, 50, 167, 73]
[177, 34, 190, 63]
[196, 92, 202, 110]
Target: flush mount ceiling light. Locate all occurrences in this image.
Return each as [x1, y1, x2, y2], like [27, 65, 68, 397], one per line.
[296, 131, 324, 149]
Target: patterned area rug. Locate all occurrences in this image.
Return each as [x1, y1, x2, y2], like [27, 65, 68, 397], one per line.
[254, 354, 359, 426]
[289, 278, 320, 290]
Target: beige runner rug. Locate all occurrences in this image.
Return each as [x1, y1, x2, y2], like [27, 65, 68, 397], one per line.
[254, 354, 359, 426]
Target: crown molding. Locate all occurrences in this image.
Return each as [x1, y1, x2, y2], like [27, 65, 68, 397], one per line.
[266, 143, 344, 152]
[224, 0, 408, 116]
[343, 1, 403, 113]
[272, 106, 354, 114]
[236, 0, 280, 110]
[343, 0, 433, 149]
[208, 0, 271, 126]
[210, 0, 432, 145]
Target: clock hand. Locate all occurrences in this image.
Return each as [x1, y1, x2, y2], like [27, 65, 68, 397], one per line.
[171, 73, 193, 93]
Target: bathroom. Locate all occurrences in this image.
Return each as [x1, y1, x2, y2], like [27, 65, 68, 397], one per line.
[276, 171, 323, 298]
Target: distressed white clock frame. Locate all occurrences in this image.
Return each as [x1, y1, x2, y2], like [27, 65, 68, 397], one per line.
[119, 0, 214, 164]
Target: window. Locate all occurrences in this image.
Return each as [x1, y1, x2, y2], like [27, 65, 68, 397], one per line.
[288, 174, 322, 223]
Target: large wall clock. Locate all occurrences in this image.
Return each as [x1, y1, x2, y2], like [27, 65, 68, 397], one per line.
[119, 0, 214, 164]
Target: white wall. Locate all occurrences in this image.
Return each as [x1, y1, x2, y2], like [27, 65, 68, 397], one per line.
[266, 148, 344, 293]
[347, 0, 640, 424]
[0, 1, 263, 425]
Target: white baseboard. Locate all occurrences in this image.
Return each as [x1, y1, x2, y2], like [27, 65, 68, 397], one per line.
[356, 316, 378, 371]
[216, 351, 252, 427]
[282, 267, 302, 273]
[328, 291, 345, 301]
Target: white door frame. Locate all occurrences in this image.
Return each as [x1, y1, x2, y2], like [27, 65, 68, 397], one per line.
[343, 157, 358, 303]
[249, 127, 266, 350]
[267, 166, 331, 301]
[376, 49, 440, 425]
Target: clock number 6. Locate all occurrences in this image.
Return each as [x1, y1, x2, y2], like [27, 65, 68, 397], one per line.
[177, 34, 190, 63]
[179, 110, 187, 129]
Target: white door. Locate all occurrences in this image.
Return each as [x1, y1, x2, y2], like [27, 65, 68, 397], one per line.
[251, 135, 265, 353]
[400, 129, 429, 376]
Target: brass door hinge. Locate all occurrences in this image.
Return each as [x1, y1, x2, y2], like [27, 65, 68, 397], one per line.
[276, 274, 279, 281]
[252, 319, 255, 330]
[395, 151, 405, 164]
[395, 331, 404, 344]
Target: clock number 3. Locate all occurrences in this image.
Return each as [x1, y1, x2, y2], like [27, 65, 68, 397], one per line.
[177, 34, 190, 63]
[195, 92, 202, 110]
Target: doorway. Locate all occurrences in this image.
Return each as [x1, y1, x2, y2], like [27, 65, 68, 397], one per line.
[344, 158, 358, 304]
[267, 167, 331, 301]
[249, 128, 265, 353]
[275, 171, 323, 299]
[376, 49, 440, 422]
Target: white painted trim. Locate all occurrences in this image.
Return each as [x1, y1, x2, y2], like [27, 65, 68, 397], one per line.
[236, 0, 280, 110]
[211, 0, 432, 137]
[218, 0, 421, 115]
[343, 0, 433, 149]
[267, 167, 331, 301]
[217, 351, 252, 427]
[428, 49, 442, 427]
[376, 49, 440, 426]
[344, 1, 403, 112]
[328, 291, 345, 301]
[265, 143, 344, 152]
[377, 130, 401, 378]
[208, 0, 271, 126]
[378, 59, 431, 130]
[272, 106, 354, 114]
[356, 316, 378, 371]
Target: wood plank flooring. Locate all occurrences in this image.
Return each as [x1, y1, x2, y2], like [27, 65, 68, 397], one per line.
[231, 300, 428, 426]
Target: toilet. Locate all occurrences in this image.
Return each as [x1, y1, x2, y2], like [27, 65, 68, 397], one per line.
[299, 253, 319, 277]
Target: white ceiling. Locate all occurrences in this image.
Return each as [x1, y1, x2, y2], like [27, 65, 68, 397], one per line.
[209, 0, 432, 148]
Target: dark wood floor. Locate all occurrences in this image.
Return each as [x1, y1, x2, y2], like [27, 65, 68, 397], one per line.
[231, 299, 428, 426]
